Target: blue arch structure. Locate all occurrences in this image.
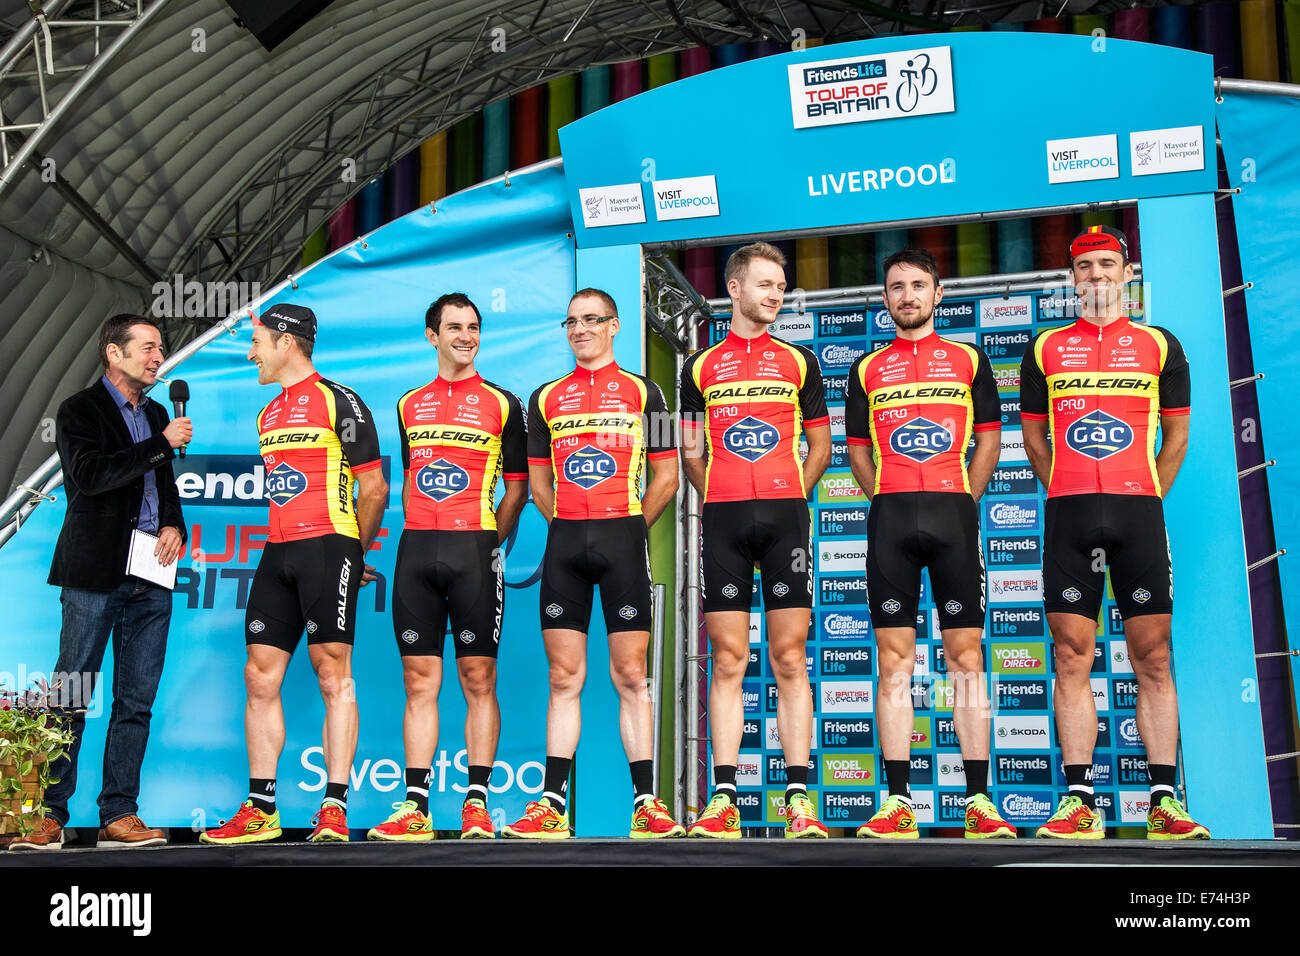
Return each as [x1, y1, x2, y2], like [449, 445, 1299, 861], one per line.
[560, 32, 1270, 837]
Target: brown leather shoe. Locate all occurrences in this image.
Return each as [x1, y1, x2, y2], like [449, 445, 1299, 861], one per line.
[97, 814, 166, 848]
[9, 816, 64, 850]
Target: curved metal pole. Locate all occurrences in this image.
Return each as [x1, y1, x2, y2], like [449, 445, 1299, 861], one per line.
[0, 0, 173, 198]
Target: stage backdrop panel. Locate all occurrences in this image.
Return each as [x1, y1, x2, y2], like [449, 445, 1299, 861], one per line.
[0, 164, 590, 833]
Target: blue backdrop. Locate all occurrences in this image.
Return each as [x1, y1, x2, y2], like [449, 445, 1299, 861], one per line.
[0, 164, 598, 834]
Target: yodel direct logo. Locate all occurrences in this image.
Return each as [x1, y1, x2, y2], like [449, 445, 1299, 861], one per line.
[415, 458, 470, 501]
[723, 416, 780, 461]
[563, 445, 617, 488]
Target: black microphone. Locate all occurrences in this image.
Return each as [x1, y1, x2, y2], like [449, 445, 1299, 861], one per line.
[169, 379, 190, 459]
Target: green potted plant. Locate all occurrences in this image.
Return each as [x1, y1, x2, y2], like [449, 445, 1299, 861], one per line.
[0, 678, 76, 841]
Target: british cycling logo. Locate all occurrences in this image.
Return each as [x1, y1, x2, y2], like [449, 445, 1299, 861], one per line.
[1066, 410, 1134, 459]
[563, 444, 617, 487]
[889, 417, 953, 462]
[265, 462, 307, 505]
[416, 458, 471, 501]
[723, 416, 780, 461]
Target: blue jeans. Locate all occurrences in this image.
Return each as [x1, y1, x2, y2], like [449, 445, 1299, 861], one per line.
[44, 578, 171, 827]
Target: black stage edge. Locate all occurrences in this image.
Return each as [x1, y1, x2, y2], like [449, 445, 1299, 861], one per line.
[3, 837, 1296, 867]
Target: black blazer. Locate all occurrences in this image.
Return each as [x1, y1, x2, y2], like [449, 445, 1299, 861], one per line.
[48, 379, 187, 591]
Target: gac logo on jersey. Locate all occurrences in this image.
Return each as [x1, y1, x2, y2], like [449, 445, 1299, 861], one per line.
[889, 418, 953, 462]
[265, 462, 307, 506]
[723, 416, 780, 461]
[416, 458, 471, 501]
[563, 445, 617, 488]
[1066, 410, 1134, 459]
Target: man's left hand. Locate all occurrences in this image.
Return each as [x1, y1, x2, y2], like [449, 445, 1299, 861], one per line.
[155, 526, 184, 567]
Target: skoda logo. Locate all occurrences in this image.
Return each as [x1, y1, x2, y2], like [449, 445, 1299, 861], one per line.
[416, 458, 471, 501]
[563, 445, 617, 488]
[723, 416, 780, 462]
[1066, 410, 1134, 460]
[890, 417, 954, 463]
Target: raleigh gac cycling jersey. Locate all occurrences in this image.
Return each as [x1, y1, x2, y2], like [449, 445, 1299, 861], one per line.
[1020, 317, 1190, 498]
[845, 331, 1000, 496]
[256, 372, 382, 543]
[679, 329, 828, 502]
[397, 374, 527, 532]
[528, 361, 675, 520]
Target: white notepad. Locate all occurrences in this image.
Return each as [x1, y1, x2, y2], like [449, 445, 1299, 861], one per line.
[126, 529, 178, 590]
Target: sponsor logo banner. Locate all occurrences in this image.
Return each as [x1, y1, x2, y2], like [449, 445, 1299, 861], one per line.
[821, 717, 874, 748]
[820, 575, 868, 606]
[985, 498, 1040, 532]
[993, 715, 1051, 749]
[988, 534, 1041, 567]
[986, 465, 1038, 497]
[818, 341, 867, 371]
[816, 473, 868, 504]
[1117, 754, 1148, 786]
[1118, 790, 1152, 825]
[935, 717, 958, 748]
[818, 539, 868, 573]
[1110, 640, 1133, 674]
[766, 718, 816, 752]
[821, 752, 876, 786]
[769, 310, 816, 342]
[1000, 397, 1022, 428]
[651, 174, 720, 220]
[818, 507, 867, 536]
[742, 681, 762, 714]
[990, 605, 1044, 638]
[734, 790, 763, 822]
[820, 680, 874, 714]
[736, 754, 763, 787]
[820, 609, 872, 640]
[1129, 125, 1204, 177]
[1046, 134, 1119, 184]
[994, 677, 1049, 711]
[822, 789, 875, 822]
[788, 46, 955, 130]
[821, 645, 872, 676]
[1116, 715, 1143, 748]
[824, 373, 848, 404]
[992, 642, 1047, 676]
[999, 790, 1055, 823]
[981, 328, 1032, 359]
[932, 299, 977, 330]
[908, 790, 935, 825]
[989, 570, 1043, 603]
[741, 719, 761, 750]
[1112, 677, 1139, 709]
[578, 182, 646, 227]
[996, 754, 1052, 786]
[992, 360, 1021, 394]
[766, 755, 819, 786]
[979, 295, 1033, 327]
[818, 310, 867, 338]
[1000, 429, 1028, 462]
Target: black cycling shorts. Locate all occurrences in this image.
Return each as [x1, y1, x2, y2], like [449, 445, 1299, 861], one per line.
[392, 529, 503, 659]
[866, 492, 986, 630]
[701, 499, 813, 613]
[1044, 493, 1173, 621]
[245, 534, 364, 652]
[540, 517, 652, 634]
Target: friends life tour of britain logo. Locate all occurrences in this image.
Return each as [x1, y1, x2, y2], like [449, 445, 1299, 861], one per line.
[787, 46, 954, 129]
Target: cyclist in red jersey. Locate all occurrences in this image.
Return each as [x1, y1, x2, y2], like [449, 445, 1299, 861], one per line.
[204, 304, 387, 846]
[845, 248, 1010, 839]
[367, 293, 528, 843]
[1021, 226, 1206, 840]
[503, 288, 682, 840]
[680, 242, 832, 839]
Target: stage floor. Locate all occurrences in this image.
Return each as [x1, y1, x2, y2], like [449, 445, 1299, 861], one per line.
[2, 836, 1295, 867]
